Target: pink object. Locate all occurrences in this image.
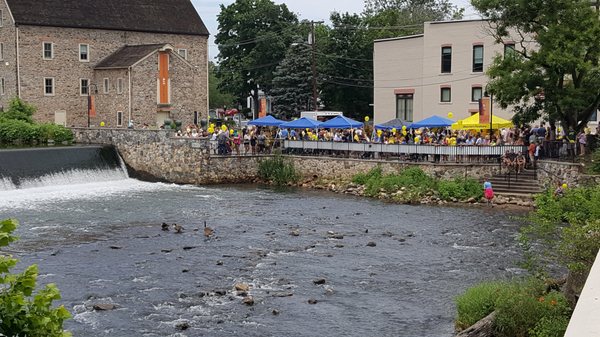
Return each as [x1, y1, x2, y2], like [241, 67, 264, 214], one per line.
[484, 188, 494, 200]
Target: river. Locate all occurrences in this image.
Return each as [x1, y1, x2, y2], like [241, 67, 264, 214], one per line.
[0, 178, 527, 337]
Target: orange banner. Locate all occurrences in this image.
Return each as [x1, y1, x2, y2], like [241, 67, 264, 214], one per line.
[259, 97, 267, 118]
[159, 52, 169, 104]
[479, 97, 490, 124]
[88, 95, 96, 118]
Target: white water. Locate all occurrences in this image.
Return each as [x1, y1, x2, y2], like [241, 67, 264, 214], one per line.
[0, 177, 15, 190]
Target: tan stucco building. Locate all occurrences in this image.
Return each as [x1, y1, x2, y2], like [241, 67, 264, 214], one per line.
[0, 0, 209, 128]
[373, 20, 516, 125]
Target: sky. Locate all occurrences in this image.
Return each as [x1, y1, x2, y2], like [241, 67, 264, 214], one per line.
[192, 0, 479, 60]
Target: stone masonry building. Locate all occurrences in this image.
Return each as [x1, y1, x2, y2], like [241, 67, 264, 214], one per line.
[0, 0, 209, 128]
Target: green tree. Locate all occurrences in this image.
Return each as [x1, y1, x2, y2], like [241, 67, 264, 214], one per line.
[209, 62, 235, 110]
[0, 97, 37, 124]
[319, 12, 374, 119]
[472, 0, 600, 132]
[270, 43, 313, 119]
[215, 0, 299, 110]
[0, 219, 71, 336]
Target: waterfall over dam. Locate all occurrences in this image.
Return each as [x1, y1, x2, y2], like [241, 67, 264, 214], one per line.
[0, 145, 128, 191]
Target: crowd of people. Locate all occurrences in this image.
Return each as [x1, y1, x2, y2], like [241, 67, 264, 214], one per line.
[170, 121, 598, 159]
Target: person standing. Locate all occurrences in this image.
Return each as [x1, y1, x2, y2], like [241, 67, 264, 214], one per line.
[577, 131, 587, 156]
[483, 180, 494, 205]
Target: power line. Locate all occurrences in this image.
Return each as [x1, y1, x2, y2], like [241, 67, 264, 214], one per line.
[322, 74, 484, 89]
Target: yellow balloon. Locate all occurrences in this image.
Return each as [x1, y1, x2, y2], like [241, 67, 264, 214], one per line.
[402, 125, 407, 131]
[208, 127, 214, 133]
[392, 128, 397, 133]
[562, 183, 568, 189]
[448, 112, 454, 119]
[230, 129, 234, 135]
[221, 125, 228, 131]
[100, 121, 105, 127]
[402, 130, 407, 136]
[364, 116, 370, 122]
[210, 123, 216, 128]
[377, 130, 382, 135]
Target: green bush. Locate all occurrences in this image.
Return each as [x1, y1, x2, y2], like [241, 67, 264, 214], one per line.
[0, 219, 71, 336]
[36, 123, 74, 143]
[523, 186, 600, 272]
[438, 178, 483, 201]
[0, 97, 36, 123]
[455, 281, 505, 330]
[0, 119, 40, 144]
[258, 156, 299, 186]
[352, 166, 382, 185]
[456, 278, 571, 337]
[589, 147, 600, 174]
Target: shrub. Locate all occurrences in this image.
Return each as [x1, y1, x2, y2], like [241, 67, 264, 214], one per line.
[0, 97, 36, 123]
[522, 185, 600, 272]
[455, 281, 505, 330]
[258, 156, 299, 185]
[0, 219, 71, 336]
[37, 123, 74, 143]
[0, 118, 40, 144]
[352, 166, 382, 185]
[438, 178, 483, 201]
[456, 278, 571, 337]
[589, 147, 600, 174]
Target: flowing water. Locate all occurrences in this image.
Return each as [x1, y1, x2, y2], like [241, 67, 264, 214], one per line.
[0, 165, 528, 337]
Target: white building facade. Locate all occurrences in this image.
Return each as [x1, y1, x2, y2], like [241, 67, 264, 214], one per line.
[373, 20, 517, 125]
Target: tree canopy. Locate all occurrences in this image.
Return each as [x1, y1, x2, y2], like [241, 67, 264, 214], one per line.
[473, 0, 600, 131]
[208, 62, 235, 110]
[270, 43, 313, 119]
[215, 0, 298, 105]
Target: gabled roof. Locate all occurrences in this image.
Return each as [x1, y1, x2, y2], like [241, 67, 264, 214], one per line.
[95, 44, 169, 69]
[5, 0, 209, 36]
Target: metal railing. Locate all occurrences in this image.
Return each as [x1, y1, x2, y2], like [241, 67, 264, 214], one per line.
[283, 140, 527, 163]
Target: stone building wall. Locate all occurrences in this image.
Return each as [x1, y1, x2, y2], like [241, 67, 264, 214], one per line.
[0, 2, 19, 103]
[1, 24, 207, 127]
[92, 68, 129, 128]
[536, 160, 585, 188]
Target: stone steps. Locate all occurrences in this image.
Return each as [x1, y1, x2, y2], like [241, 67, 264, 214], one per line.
[486, 169, 544, 197]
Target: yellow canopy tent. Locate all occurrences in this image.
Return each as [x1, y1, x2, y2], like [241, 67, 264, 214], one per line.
[451, 113, 513, 130]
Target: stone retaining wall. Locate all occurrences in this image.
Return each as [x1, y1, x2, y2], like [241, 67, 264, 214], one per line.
[536, 160, 586, 187]
[73, 129, 508, 185]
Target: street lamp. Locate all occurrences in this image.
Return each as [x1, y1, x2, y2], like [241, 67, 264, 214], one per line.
[87, 83, 98, 128]
[484, 89, 493, 137]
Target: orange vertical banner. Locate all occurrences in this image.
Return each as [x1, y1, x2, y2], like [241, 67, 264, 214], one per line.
[479, 97, 490, 124]
[259, 97, 267, 118]
[88, 95, 96, 118]
[158, 52, 169, 104]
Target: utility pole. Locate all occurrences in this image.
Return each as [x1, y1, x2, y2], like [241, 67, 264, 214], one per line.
[309, 20, 324, 111]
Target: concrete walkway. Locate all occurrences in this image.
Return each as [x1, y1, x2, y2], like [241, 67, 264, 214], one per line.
[565, 250, 600, 337]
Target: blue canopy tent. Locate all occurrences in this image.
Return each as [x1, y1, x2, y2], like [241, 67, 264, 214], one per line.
[374, 118, 412, 130]
[247, 115, 284, 127]
[319, 115, 363, 129]
[411, 115, 454, 129]
[279, 117, 321, 129]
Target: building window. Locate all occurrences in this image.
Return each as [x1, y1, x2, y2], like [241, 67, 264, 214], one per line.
[194, 111, 199, 125]
[440, 87, 451, 102]
[441, 46, 452, 73]
[43, 42, 54, 59]
[178, 49, 188, 60]
[103, 78, 109, 94]
[79, 44, 89, 62]
[396, 94, 414, 122]
[0, 78, 4, 95]
[504, 43, 516, 59]
[117, 111, 123, 126]
[0, 43, 4, 61]
[0, 10, 3, 27]
[473, 45, 484, 72]
[80, 79, 89, 95]
[117, 78, 124, 94]
[471, 86, 483, 102]
[44, 78, 54, 96]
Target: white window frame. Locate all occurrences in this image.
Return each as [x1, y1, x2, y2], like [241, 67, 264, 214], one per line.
[117, 111, 123, 127]
[80, 78, 89, 96]
[0, 78, 5, 96]
[79, 43, 89, 62]
[44, 77, 55, 96]
[117, 78, 124, 94]
[178, 48, 188, 60]
[440, 87, 452, 103]
[471, 86, 483, 102]
[43, 42, 54, 60]
[103, 78, 109, 94]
